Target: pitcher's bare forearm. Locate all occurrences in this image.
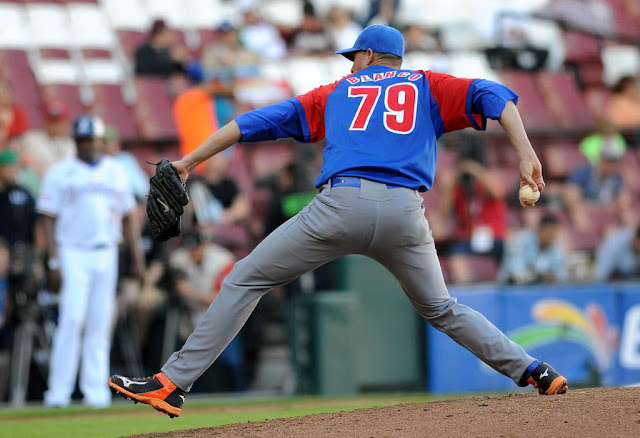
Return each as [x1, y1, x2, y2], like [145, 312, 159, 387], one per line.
[181, 121, 242, 175]
[500, 101, 537, 160]
[499, 101, 544, 192]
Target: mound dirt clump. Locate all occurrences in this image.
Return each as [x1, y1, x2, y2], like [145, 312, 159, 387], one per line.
[128, 386, 639, 437]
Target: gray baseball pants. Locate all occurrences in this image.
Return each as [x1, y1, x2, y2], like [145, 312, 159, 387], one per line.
[162, 178, 535, 391]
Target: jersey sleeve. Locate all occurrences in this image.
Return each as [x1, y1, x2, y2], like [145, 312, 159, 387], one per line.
[423, 72, 518, 136]
[36, 166, 62, 216]
[235, 80, 338, 144]
[235, 98, 310, 143]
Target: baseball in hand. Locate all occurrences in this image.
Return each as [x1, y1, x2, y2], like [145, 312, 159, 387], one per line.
[519, 185, 540, 205]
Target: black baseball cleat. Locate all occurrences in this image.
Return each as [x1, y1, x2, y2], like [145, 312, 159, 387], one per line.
[108, 372, 185, 418]
[527, 362, 568, 395]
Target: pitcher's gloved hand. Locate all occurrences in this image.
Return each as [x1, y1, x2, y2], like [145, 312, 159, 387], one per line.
[146, 159, 189, 241]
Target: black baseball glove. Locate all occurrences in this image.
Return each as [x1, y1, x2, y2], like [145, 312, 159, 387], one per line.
[146, 159, 189, 241]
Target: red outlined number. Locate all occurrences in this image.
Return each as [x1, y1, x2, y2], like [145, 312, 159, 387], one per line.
[348, 83, 418, 134]
[348, 86, 381, 130]
[384, 83, 417, 134]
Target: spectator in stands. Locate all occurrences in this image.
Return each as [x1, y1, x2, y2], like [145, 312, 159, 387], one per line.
[403, 24, 441, 53]
[594, 226, 640, 282]
[134, 19, 188, 78]
[361, 0, 399, 26]
[0, 238, 8, 330]
[168, 231, 244, 391]
[499, 214, 567, 284]
[282, 1, 334, 56]
[201, 21, 260, 81]
[18, 100, 75, 181]
[579, 117, 627, 165]
[439, 151, 507, 283]
[188, 153, 250, 227]
[565, 142, 625, 231]
[0, 150, 37, 250]
[326, 6, 362, 53]
[239, 4, 287, 60]
[173, 78, 236, 175]
[102, 126, 149, 200]
[0, 79, 29, 140]
[605, 76, 640, 130]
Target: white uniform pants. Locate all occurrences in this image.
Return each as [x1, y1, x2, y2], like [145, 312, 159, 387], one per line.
[45, 245, 118, 407]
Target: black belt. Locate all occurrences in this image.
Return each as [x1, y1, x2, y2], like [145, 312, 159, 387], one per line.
[330, 176, 403, 189]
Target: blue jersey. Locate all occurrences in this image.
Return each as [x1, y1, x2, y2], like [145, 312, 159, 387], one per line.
[235, 65, 518, 191]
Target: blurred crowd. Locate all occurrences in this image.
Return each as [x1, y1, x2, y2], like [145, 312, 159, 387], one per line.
[1, 0, 640, 403]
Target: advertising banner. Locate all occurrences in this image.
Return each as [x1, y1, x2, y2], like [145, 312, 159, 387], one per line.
[427, 283, 640, 393]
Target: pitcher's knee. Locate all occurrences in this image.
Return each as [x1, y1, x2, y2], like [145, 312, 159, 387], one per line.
[413, 297, 457, 321]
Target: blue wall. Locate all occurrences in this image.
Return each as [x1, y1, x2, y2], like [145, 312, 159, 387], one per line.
[426, 283, 640, 392]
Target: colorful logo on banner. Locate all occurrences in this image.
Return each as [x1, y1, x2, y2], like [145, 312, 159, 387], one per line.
[506, 299, 619, 373]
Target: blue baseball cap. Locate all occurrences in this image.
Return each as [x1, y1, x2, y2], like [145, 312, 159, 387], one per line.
[336, 24, 404, 61]
[72, 115, 105, 139]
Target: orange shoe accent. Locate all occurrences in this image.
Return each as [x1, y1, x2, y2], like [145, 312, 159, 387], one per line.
[108, 373, 182, 417]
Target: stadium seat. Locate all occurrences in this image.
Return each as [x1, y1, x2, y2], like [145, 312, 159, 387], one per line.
[102, 0, 149, 31]
[0, 49, 44, 129]
[601, 45, 640, 86]
[91, 84, 138, 140]
[562, 30, 600, 63]
[463, 255, 499, 283]
[535, 71, 594, 128]
[609, 0, 640, 42]
[285, 57, 332, 95]
[0, 3, 35, 49]
[40, 83, 86, 121]
[67, 2, 116, 50]
[583, 86, 611, 118]
[565, 227, 600, 252]
[39, 48, 71, 59]
[146, 0, 190, 29]
[448, 52, 500, 83]
[246, 142, 295, 179]
[117, 30, 147, 60]
[25, 3, 74, 48]
[542, 143, 587, 179]
[578, 60, 605, 88]
[133, 77, 177, 140]
[500, 71, 557, 129]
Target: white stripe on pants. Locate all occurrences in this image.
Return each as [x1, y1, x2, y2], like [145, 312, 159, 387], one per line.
[45, 245, 118, 407]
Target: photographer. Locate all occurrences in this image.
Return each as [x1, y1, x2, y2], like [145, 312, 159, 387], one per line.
[0, 150, 40, 402]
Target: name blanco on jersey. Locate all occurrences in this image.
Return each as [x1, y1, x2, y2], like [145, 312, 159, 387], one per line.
[346, 70, 423, 85]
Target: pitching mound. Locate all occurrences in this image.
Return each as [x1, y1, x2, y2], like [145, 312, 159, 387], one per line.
[129, 387, 638, 437]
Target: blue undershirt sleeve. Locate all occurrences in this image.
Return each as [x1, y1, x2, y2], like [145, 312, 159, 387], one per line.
[235, 98, 310, 143]
[469, 79, 519, 121]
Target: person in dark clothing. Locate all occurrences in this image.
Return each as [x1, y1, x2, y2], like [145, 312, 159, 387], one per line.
[134, 19, 188, 78]
[0, 151, 36, 248]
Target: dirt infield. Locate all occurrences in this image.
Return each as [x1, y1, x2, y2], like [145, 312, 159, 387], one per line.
[128, 387, 639, 438]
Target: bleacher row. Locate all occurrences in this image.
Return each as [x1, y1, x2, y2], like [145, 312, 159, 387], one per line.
[1, 1, 640, 139]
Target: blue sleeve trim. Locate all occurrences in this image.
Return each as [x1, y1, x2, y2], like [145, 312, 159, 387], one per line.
[235, 98, 308, 143]
[429, 93, 445, 139]
[465, 80, 486, 131]
[470, 79, 519, 122]
[291, 97, 311, 143]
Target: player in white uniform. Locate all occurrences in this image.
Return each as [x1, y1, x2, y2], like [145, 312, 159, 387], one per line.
[37, 115, 145, 408]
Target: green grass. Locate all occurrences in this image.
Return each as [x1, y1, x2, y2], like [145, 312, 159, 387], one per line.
[0, 393, 458, 438]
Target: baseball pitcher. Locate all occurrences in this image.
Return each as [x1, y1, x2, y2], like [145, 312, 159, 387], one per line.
[110, 25, 567, 418]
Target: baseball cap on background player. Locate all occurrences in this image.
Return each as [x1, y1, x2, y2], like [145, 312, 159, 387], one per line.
[335, 24, 405, 61]
[72, 115, 106, 139]
[44, 99, 68, 121]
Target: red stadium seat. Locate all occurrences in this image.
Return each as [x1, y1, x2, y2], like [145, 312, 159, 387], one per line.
[609, 0, 640, 42]
[82, 49, 112, 59]
[40, 83, 86, 122]
[39, 48, 71, 59]
[90, 84, 138, 140]
[583, 86, 611, 118]
[565, 227, 600, 252]
[535, 71, 594, 128]
[133, 78, 177, 140]
[0, 50, 44, 129]
[500, 71, 557, 129]
[578, 61, 605, 88]
[465, 255, 499, 283]
[542, 143, 588, 179]
[117, 30, 147, 60]
[563, 31, 600, 63]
